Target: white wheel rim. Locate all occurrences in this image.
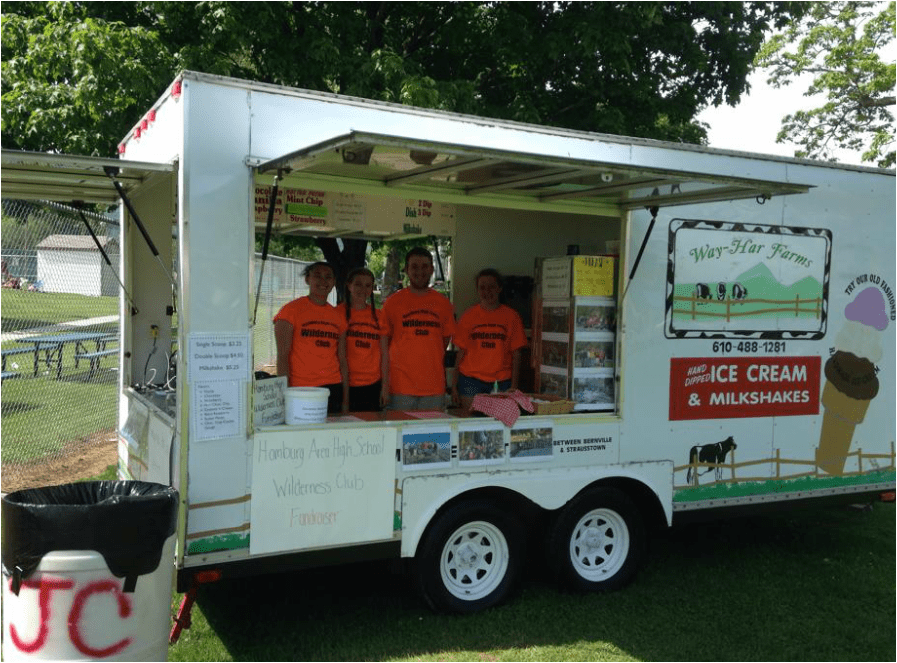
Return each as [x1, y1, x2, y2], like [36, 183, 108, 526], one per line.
[440, 520, 510, 601]
[568, 507, 630, 581]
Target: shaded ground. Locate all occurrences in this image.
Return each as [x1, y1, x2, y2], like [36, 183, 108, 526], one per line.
[1, 427, 117, 493]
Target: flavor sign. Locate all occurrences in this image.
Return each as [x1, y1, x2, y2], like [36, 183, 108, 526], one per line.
[670, 356, 821, 421]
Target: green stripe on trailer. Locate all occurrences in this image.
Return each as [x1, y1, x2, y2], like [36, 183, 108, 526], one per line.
[187, 532, 250, 555]
[674, 469, 896, 503]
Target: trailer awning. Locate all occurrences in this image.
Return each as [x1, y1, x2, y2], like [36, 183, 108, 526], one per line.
[253, 131, 812, 213]
[1, 150, 174, 206]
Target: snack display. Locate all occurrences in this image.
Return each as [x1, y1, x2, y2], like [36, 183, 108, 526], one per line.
[816, 288, 887, 475]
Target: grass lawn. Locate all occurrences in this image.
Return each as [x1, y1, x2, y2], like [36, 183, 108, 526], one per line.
[1, 288, 118, 328]
[2, 288, 119, 466]
[168, 501, 895, 662]
[1, 334, 119, 465]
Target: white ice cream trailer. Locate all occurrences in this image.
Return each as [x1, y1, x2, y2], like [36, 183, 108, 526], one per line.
[3, 71, 894, 624]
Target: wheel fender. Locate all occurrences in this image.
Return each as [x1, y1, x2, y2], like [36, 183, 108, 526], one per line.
[400, 461, 673, 557]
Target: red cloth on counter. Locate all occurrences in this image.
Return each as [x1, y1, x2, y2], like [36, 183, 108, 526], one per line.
[470, 390, 534, 427]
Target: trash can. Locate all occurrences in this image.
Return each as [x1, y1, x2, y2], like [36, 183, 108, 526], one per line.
[2, 481, 178, 661]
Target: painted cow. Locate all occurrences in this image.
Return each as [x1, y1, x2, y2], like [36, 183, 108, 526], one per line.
[686, 436, 737, 485]
[731, 282, 748, 300]
[695, 283, 712, 300]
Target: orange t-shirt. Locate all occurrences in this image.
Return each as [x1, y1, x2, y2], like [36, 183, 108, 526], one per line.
[455, 304, 527, 383]
[381, 288, 455, 396]
[274, 297, 348, 387]
[345, 305, 383, 387]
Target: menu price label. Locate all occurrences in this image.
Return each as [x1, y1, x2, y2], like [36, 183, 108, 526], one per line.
[188, 332, 251, 383]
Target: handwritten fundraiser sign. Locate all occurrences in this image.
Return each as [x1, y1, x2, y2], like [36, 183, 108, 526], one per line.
[669, 356, 821, 421]
[253, 376, 286, 426]
[250, 428, 397, 555]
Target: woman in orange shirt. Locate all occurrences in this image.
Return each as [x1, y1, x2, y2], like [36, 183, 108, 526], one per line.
[451, 268, 528, 411]
[342, 267, 389, 411]
[274, 262, 349, 414]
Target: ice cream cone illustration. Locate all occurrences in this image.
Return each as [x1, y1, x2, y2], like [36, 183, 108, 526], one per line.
[816, 287, 886, 475]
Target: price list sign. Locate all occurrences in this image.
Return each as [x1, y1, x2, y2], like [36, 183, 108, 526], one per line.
[188, 332, 251, 441]
[188, 333, 251, 383]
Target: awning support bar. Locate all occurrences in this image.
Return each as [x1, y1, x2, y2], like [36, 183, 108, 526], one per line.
[103, 166, 177, 290]
[622, 195, 660, 304]
[75, 204, 138, 315]
[253, 170, 282, 326]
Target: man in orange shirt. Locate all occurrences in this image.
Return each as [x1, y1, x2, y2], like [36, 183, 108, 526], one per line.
[381, 247, 455, 411]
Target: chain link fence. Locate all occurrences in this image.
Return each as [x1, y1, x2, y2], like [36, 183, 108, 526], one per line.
[2, 199, 121, 492]
[1, 196, 314, 491]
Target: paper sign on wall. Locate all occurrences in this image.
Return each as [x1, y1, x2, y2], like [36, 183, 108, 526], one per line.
[191, 380, 244, 441]
[188, 332, 251, 383]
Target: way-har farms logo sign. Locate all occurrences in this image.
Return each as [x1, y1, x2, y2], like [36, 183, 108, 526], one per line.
[665, 219, 831, 339]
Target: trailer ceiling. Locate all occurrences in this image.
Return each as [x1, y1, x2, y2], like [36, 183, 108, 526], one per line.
[1, 150, 174, 207]
[254, 131, 813, 213]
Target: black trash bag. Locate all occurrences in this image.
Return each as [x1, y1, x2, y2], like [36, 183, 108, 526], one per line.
[2, 480, 178, 595]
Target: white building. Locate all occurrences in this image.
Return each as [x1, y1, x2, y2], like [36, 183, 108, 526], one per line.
[36, 234, 119, 296]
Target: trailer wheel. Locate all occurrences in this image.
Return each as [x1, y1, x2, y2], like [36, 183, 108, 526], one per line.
[415, 501, 523, 614]
[548, 487, 645, 593]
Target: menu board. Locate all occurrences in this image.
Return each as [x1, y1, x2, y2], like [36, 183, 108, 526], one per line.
[253, 185, 456, 236]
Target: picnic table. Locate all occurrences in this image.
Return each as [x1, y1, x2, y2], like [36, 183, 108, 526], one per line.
[13, 332, 118, 379]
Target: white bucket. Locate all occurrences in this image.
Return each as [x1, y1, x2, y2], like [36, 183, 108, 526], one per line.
[2, 535, 175, 661]
[285, 386, 330, 424]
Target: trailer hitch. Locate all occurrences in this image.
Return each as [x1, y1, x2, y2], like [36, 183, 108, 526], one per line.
[170, 569, 222, 644]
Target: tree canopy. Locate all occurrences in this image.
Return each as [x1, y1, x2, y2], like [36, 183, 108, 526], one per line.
[2, 1, 807, 287]
[756, 1, 895, 167]
[2, 1, 805, 156]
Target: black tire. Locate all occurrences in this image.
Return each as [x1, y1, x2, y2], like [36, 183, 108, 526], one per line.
[548, 487, 645, 593]
[414, 501, 524, 614]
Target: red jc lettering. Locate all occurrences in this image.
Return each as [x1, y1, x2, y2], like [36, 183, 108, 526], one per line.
[68, 580, 133, 658]
[8, 577, 74, 653]
[7, 577, 133, 658]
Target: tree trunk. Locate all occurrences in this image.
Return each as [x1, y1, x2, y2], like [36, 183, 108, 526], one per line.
[315, 237, 368, 302]
[383, 245, 403, 297]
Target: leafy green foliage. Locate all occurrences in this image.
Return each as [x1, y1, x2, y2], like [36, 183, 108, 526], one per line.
[3, 1, 805, 157]
[1, 2, 174, 155]
[756, 1, 895, 167]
